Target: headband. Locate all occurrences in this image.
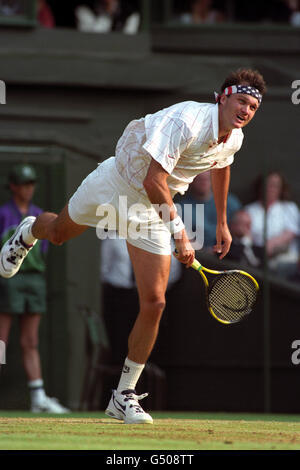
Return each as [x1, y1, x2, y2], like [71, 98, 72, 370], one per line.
[214, 85, 262, 105]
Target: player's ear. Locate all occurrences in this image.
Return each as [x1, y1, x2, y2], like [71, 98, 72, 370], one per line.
[219, 94, 227, 106]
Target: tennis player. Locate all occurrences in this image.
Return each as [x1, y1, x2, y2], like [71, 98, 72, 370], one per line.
[0, 68, 266, 424]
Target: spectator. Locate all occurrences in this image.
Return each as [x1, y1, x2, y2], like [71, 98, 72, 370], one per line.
[177, 170, 241, 251]
[37, 0, 55, 28]
[76, 0, 140, 34]
[245, 171, 300, 277]
[227, 209, 263, 267]
[0, 0, 24, 16]
[180, 0, 225, 25]
[0, 164, 69, 413]
[287, 0, 300, 26]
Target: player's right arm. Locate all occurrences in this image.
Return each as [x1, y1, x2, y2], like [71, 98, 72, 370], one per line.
[143, 158, 194, 267]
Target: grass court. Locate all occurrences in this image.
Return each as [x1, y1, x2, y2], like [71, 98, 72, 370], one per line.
[0, 411, 300, 451]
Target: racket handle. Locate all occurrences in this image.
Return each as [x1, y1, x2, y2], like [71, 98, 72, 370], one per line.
[174, 249, 202, 271]
[191, 259, 202, 271]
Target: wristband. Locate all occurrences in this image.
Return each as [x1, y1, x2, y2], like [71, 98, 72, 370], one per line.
[165, 215, 185, 235]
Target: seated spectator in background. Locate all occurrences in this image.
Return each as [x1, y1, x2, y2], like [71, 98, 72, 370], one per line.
[76, 0, 140, 34]
[228, 210, 263, 267]
[180, 0, 226, 25]
[0, 0, 55, 26]
[245, 171, 300, 278]
[0, 0, 24, 16]
[177, 170, 241, 251]
[38, 0, 55, 28]
[287, 0, 300, 26]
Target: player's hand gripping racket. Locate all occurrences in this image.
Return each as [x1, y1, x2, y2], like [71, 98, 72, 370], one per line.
[175, 251, 259, 325]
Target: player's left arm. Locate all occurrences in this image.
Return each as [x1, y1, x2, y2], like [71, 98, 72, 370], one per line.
[211, 165, 232, 259]
[143, 158, 195, 267]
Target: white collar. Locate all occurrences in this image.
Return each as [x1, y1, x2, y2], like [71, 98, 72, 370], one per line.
[212, 103, 219, 142]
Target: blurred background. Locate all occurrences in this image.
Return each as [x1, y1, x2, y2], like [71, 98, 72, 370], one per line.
[0, 0, 300, 415]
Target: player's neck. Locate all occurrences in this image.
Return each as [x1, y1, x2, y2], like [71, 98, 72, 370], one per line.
[218, 112, 232, 142]
[218, 130, 231, 144]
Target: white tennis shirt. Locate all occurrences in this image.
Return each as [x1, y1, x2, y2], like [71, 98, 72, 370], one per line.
[115, 101, 244, 197]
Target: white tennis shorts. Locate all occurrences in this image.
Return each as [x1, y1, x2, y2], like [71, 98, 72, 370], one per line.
[68, 157, 172, 255]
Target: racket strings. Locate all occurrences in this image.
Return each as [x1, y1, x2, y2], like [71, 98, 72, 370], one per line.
[208, 272, 257, 323]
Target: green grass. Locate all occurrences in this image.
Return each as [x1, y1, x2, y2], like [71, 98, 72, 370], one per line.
[0, 411, 300, 450]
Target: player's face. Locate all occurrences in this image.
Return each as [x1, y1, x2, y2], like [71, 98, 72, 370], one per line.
[220, 92, 259, 130]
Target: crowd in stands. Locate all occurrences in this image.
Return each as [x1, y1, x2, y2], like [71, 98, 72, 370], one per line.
[177, 0, 300, 26]
[98, 165, 300, 282]
[75, 0, 140, 33]
[100, 168, 300, 286]
[0, 0, 299, 30]
[97, 166, 300, 315]
[177, 170, 300, 282]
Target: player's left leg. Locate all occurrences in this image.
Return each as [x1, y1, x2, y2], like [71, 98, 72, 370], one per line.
[105, 242, 171, 424]
[126, 243, 171, 364]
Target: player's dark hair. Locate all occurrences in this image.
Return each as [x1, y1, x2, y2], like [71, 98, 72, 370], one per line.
[221, 68, 267, 96]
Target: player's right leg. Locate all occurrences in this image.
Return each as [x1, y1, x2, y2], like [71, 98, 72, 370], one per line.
[0, 157, 121, 279]
[0, 204, 87, 279]
[31, 204, 87, 245]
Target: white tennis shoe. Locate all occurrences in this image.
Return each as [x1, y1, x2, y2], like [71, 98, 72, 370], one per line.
[31, 396, 70, 414]
[105, 389, 153, 424]
[0, 216, 37, 278]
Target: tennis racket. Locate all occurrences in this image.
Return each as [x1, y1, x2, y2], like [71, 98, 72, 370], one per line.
[192, 258, 259, 324]
[176, 251, 259, 324]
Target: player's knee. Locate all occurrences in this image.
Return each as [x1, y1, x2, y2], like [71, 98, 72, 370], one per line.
[155, 299, 166, 314]
[142, 297, 166, 321]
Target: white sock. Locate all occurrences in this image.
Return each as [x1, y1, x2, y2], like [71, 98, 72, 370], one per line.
[22, 222, 37, 246]
[28, 379, 46, 404]
[116, 357, 145, 394]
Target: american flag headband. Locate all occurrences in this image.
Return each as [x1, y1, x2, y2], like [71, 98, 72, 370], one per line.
[214, 85, 262, 105]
